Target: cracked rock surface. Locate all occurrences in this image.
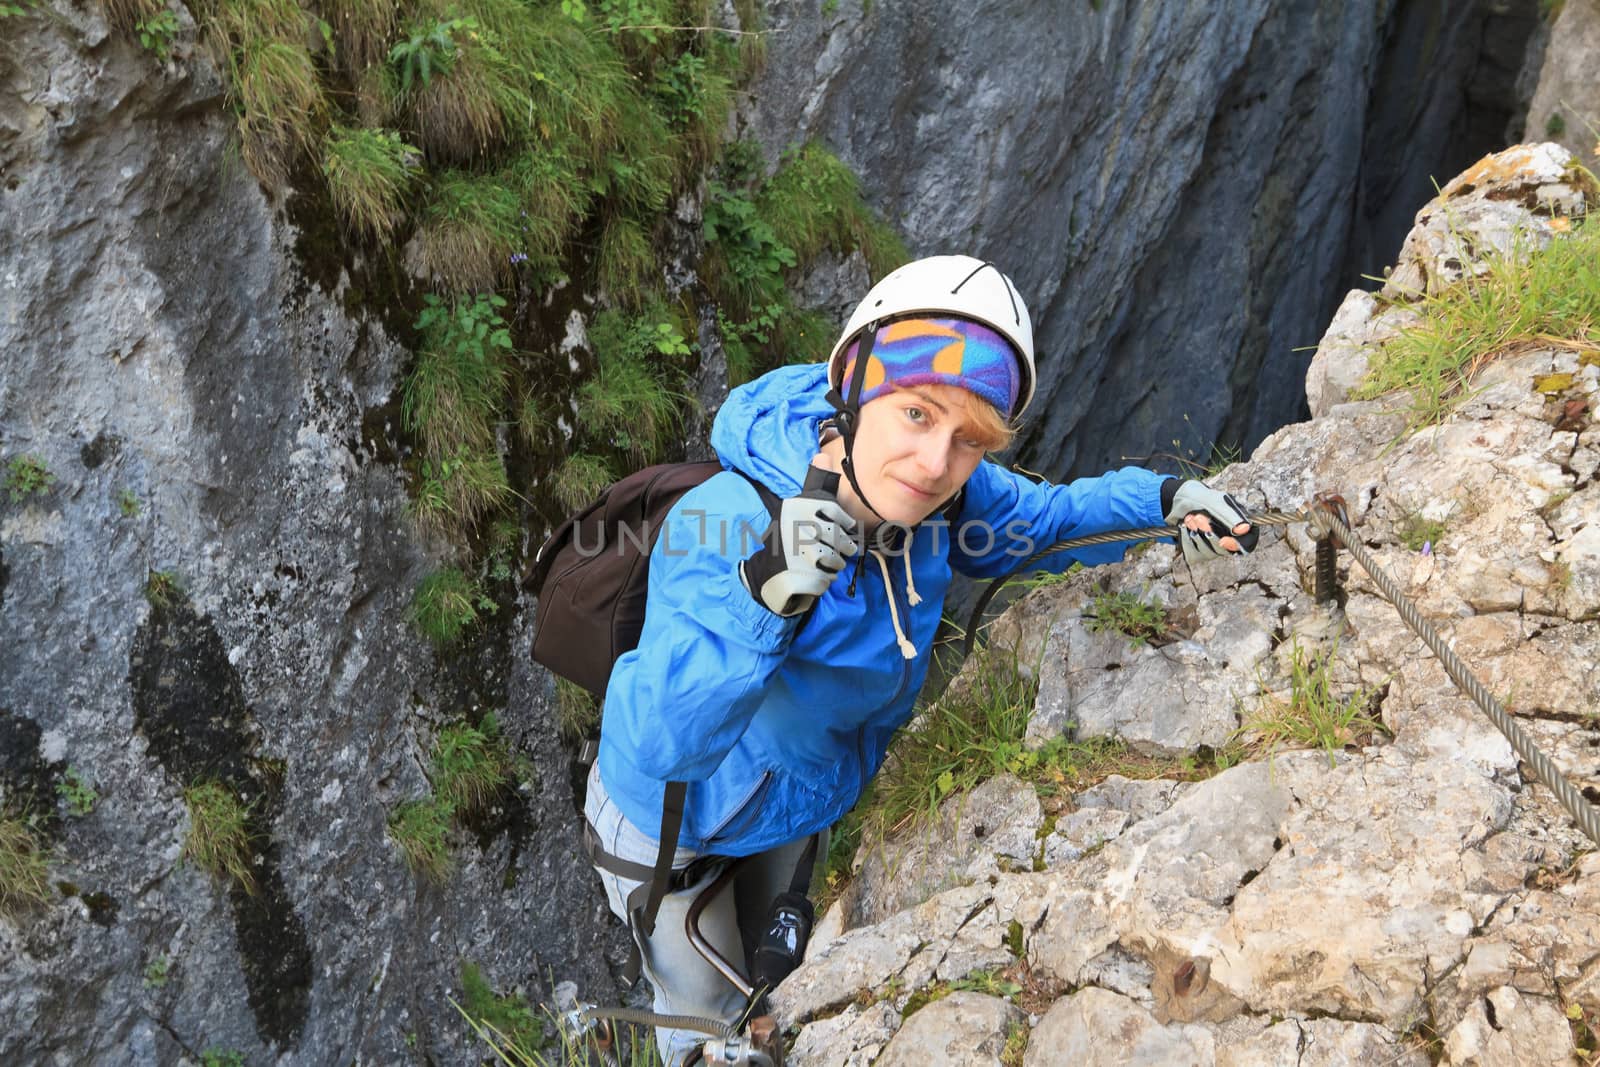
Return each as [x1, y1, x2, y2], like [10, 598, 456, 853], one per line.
[780, 145, 1600, 1067]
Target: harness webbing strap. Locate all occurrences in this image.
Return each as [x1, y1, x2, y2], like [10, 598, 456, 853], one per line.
[638, 781, 687, 939]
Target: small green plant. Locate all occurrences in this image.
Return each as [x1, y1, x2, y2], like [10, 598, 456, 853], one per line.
[136, 9, 181, 61]
[56, 767, 98, 817]
[1083, 588, 1168, 648]
[321, 126, 420, 239]
[4, 454, 55, 502]
[389, 15, 474, 93]
[207, 3, 329, 186]
[200, 1048, 245, 1067]
[144, 954, 171, 989]
[1547, 112, 1567, 139]
[1001, 1019, 1029, 1066]
[388, 798, 453, 880]
[115, 488, 140, 517]
[411, 567, 489, 645]
[460, 962, 549, 1055]
[182, 782, 256, 894]
[430, 718, 514, 818]
[0, 815, 51, 916]
[0, 1, 38, 17]
[1237, 641, 1386, 766]
[1395, 508, 1449, 552]
[950, 968, 1022, 998]
[145, 569, 181, 609]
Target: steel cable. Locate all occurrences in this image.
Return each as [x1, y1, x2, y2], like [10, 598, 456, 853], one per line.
[1309, 507, 1600, 847]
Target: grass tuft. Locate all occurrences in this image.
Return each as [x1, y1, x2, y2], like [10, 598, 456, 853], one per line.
[554, 678, 598, 743]
[1083, 588, 1168, 648]
[320, 0, 396, 73]
[430, 718, 515, 818]
[1356, 221, 1600, 432]
[388, 799, 453, 880]
[596, 213, 659, 302]
[206, 0, 329, 186]
[321, 125, 421, 240]
[182, 781, 257, 894]
[411, 567, 488, 644]
[411, 169, 524, 292]
[1236, 641, 1387, 766]
[548, 453, 614, 512]
[0, 815, 50, 916]
[758, 141, 907, 277]
[578, 306, 691, 463]
[460, 962, 549, 1056]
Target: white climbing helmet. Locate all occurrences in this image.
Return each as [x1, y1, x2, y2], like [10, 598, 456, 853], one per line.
[827, 254, 1037, 418]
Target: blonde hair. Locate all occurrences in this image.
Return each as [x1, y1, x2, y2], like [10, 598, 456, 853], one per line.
[894, 384, 1017, 453]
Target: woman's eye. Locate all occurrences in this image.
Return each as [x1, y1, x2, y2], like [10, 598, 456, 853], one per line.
[904, 406, 927, 423]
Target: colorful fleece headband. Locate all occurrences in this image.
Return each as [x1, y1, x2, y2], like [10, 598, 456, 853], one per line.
[840, 317, 1021, 418]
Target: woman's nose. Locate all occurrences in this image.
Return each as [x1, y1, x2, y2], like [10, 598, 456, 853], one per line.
[917, 436, 951, 479]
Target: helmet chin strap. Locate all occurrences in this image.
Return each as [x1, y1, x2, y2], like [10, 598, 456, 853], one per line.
[824, 320, 890, 597]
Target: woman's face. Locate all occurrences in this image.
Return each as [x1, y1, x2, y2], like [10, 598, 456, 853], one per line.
[829, 383, 995, 528]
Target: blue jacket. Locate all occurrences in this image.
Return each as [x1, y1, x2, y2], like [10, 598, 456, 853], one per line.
[595, 363, 1168, 856]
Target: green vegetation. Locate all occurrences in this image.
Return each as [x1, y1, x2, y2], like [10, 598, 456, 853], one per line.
[578, 307, 692, 463]
[460, 962, 549, 1056]
[1356, 218, 1600, 433]
[411, 567, 492, 644]
[452, 991, 660, 1067]
[0, 815, 50, 916]
[430, 716, 517, 818]
[1395, 507, 1449, 552]
[4, 453, 54, 502]
[136, 9, 181, 61]
[144, 954, 171, 989]
[554, 678, 599, 743]
[1083, 588, 1168, 648]
[116, 488, 141, 517]
[704, 140, 908, 384]
[1001, 1019, 1029, 1067]
[389, 714, 523, 880]
[200, 1048, 246, 1067]
[548, 453, 614, 512]
[202, 0, 329, 187]
[322, 125, 421, 238]
[145, 569, 181, 609]
[388, 797, 453, 880]
[1546, 112, 1567, 139]
[1236, 642, 1386, 766]
[389, 795, 454, 878]
[98, 0, 163, 32]
[403, 293, 515, 537]
[56, 767, 98, 817]
[182, 782, 257, 894]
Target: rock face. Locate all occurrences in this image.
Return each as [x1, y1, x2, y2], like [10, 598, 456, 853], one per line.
[742, 0, 1539, 477]
[779, 145, 1600, 1067]
[0, 9, 624, 1064]
[1524, 0, 1600, 166]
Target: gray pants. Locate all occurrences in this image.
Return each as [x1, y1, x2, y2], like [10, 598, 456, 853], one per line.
[584, 763, 821, 1066]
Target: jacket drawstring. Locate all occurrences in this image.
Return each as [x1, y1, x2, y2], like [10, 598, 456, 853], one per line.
[873, 550, 917, 660]
[903, 529, 922, 607]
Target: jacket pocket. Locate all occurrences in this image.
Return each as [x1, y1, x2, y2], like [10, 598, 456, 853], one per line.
[704, 770, 773, 846]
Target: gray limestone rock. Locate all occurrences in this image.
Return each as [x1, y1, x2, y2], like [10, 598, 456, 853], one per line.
[741, 0, 1532, 475]
[1023, 987, 1214, 1066]
[0, 8, 624, 1064]
[874, 991, 1022, 1067]
[1525, 0, 1600, 166]
[840, 773, 1042, 932]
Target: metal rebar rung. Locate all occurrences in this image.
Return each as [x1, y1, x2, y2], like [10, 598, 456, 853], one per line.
[1310, 493, 1350, 605]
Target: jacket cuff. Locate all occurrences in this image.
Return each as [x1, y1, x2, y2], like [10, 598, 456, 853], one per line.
[723, 567, 799, 647]
[1159, 476, 1179, 519]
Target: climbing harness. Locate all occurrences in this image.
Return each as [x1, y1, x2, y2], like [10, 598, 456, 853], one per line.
[962, 494, 1600, 849]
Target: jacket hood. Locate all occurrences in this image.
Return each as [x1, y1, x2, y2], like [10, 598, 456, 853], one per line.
[710, 363, 834, 496]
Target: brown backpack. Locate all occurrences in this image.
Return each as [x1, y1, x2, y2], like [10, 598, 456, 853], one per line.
[529, 461, 783, 696]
